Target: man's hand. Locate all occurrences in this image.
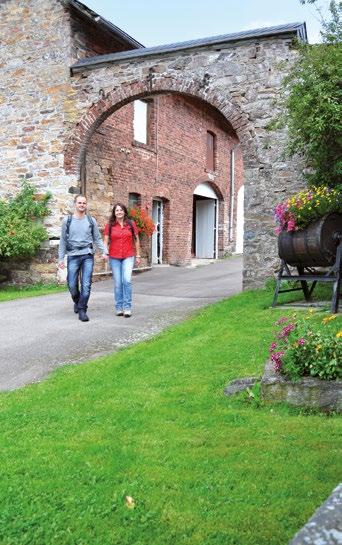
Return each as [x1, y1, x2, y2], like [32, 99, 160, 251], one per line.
[58, 261, 65, 269]
[102, 254, 109, 261]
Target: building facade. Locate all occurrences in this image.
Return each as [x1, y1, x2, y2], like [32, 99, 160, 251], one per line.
[0, 0, 306, 285]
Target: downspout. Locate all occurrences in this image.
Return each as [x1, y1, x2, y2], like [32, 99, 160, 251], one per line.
[228, 144, 240, 242]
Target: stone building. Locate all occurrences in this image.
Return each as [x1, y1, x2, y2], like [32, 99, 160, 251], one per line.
[0, 0, 306, 285]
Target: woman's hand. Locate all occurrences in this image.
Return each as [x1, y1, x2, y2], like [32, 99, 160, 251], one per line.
[135, 256, 142, 267]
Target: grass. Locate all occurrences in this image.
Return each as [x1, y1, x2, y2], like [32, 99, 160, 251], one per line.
[0, 283, 66, 302]
[0, 287, 341, 545]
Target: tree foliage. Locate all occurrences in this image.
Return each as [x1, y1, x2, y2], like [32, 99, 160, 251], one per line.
[300, 0, 342, 43]
[284, 1, 342, 187]
[0, 182, 51, 259]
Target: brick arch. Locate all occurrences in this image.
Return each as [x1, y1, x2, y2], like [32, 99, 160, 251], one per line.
[192, 178, 225, 201]
[64, 75, 254, 181]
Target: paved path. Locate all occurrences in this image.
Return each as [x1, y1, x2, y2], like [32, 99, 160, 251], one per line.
[0, 257, 242, 391]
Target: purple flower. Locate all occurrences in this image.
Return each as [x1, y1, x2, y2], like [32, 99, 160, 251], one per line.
[298, 338, 306, 346]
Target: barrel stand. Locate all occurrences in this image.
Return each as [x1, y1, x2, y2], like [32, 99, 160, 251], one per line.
[272, 238, 342, 314]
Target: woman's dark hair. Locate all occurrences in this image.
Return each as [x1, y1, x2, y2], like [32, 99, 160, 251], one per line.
[109, 202, 129, 230]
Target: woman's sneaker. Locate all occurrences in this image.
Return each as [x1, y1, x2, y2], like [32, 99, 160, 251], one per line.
[124, 310, 132, 318]
[116, 309, 124, 316]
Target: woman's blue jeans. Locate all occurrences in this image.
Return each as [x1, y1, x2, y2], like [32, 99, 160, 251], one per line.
[109, 257, 135, 311]
[67, 254, 94, 310]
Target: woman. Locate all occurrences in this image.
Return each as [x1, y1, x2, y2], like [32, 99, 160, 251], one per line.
[104, 203, 141, 317]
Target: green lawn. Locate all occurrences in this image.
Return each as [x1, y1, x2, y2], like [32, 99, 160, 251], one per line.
[0, 288, 341, 545]
[0, 283, 66, 302]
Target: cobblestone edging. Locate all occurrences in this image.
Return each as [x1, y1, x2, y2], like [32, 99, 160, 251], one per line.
[261, 361, 342, 413]
[289, 484, 342, 545]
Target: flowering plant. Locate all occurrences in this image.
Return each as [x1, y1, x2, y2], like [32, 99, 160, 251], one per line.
[269, 312, 342, 381]
[274, 184, 342, 234]
[128, 207, 155, 237]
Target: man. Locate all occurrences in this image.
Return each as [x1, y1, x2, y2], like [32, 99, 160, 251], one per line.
[58, 195, 108, 322]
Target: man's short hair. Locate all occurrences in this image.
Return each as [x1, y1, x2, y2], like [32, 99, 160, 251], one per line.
[74, 194, 87, 203]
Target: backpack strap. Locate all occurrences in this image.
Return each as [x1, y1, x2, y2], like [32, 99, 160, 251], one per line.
[66, 214, 72, 242]
[126, 218, 138, 240]
[86, 214, 95, 239]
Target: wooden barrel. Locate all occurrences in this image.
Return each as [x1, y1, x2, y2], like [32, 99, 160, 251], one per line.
[278, 213, 342, 267]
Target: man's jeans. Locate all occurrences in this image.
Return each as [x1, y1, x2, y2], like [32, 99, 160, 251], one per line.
[109, 257, 134, 311]
[67, 254, 94, 310]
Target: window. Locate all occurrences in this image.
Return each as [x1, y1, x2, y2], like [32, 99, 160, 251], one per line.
[133, 100, 149, 144]
[206, 131, 216, 171]
[128, 192, 140, 209]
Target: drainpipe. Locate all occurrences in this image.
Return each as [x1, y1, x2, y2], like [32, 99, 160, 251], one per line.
[228, 144, 240, 242]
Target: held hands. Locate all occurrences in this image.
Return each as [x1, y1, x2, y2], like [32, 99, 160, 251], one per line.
[102, 254, 109, 261]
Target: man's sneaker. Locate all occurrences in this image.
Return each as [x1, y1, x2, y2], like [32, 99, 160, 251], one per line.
[78, 310, 89, 322]
[116, 309, 124, 316]
[73, 302, 79, 314]
[124, 310, 132, 318]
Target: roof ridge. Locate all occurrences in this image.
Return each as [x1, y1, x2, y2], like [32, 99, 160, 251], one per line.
[71, 22, 307, 73]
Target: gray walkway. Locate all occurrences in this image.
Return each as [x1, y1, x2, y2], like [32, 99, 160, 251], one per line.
[0, 257, 242, 391]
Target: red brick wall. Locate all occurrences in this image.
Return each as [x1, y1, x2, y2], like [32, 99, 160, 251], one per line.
[86, 93, 244, 265]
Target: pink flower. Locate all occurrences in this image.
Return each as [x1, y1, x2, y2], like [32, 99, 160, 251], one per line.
[278, 323, 296, 339]
[287, 218, 296, 231]
[298, 338, 306, 346]
[271, 351, 284, 372]
[269, 342, 277, 353]
[275, 316, 288, 325]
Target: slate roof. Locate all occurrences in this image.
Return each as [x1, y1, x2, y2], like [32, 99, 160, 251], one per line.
[71, 22, 307, 73]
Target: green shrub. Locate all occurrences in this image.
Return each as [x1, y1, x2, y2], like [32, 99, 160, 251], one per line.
[269, 312, 342, 380]
[283, 1, 342, 187]
[0, 182, 51, 259]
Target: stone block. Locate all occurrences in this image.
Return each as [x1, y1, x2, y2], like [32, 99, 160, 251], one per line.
[261, 361, 342, 413]
[224, 376, 258, 396]
[289, 484, 342, 545]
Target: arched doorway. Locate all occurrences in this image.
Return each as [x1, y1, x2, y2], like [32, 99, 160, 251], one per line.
[192, 183, 219, 259]
[65, 81, 245, 267]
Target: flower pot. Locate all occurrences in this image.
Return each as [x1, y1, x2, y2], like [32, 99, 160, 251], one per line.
[278, 213, 342, 267]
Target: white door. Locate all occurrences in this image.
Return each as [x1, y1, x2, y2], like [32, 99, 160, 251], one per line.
[152, 199, 163, 264]
[195, 199, 216, 258]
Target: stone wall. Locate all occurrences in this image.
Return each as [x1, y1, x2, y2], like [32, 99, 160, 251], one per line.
[0, 0, 77, 234]
[0, 0, 139, 283]
[66, 36, 305, 287]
